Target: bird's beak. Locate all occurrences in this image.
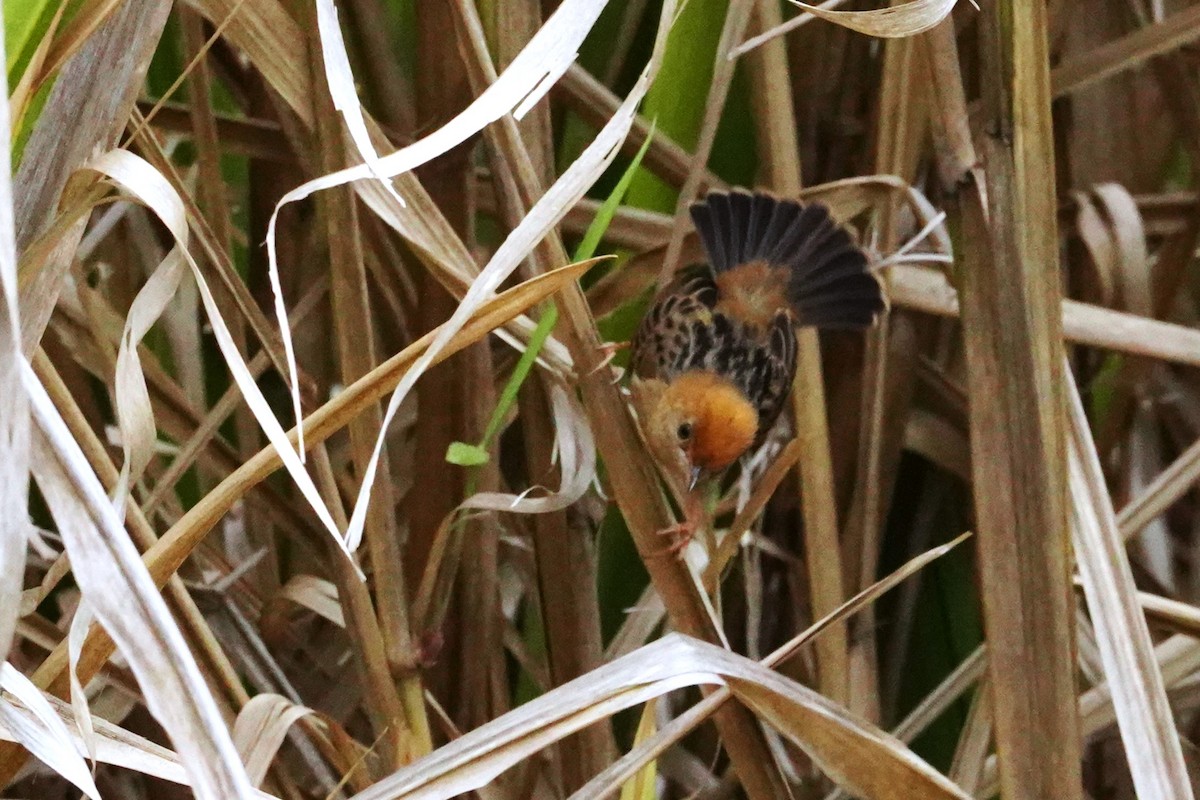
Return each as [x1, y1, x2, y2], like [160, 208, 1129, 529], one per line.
[688, 466, 703, 492]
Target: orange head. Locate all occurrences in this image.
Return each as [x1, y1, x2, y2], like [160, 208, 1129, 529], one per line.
[643, 371, 758, 489]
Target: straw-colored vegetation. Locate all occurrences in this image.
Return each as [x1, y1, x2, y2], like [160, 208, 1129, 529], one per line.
[1, 0, 1199, 797]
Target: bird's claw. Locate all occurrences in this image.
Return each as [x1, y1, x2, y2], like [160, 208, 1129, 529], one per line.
[650, 519, 696, 559]
[589, 341, 630, 375]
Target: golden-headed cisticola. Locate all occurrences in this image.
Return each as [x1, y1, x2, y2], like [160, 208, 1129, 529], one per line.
[630, 189, 886, 494]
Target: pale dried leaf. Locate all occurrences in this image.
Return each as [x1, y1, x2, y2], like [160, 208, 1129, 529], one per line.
[111, 248, 186, 509]
[1091, 183, 1149, 314]
[347, 635, 965, 800]
[340, 1, 677, 552]
[273, 575, 345, 628]
[66, 602, 97, 764]
[0, 688, 277, 797]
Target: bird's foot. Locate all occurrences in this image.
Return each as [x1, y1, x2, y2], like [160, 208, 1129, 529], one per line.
[650, 519, 697, 559]
[589, 340, 630, 374]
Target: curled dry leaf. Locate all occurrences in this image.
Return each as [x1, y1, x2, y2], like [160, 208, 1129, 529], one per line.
[110, 248, 186, 510]
[1073, 190, 1118, 306]
[232, 694, 318, 788]
[263, 574, 345, 632]
[80, 148, 356, 567]
[1091, 183, 1150, 316]
[460, 380, 596, 514]
[786, 0, 961, 39]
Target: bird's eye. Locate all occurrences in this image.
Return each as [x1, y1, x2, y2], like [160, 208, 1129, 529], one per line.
[677, 422, 692, 441]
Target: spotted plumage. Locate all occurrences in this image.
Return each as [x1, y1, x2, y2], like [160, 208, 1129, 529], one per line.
[630, 189, 884, 487]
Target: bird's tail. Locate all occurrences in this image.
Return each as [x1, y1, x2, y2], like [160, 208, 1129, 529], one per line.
[689, 190, 885, 329]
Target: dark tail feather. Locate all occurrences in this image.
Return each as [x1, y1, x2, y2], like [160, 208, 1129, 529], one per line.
[689, 189, 885, 330]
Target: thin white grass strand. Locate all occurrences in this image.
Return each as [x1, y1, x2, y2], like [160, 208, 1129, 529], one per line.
[460, 381, 596, 513]
[340, 0, 680, 551]
[265, 0, 615, 455]
[315, 0, 406, 208]
[66, 603, 98, 764]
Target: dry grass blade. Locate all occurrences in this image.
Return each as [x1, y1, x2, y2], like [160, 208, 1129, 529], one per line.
[1077, 635, 1200, 739]
[889, 263, 1200, 367]
[1065, 369, 1194, 798]
[728, 669, 967, 800]
[23, 362, 256, 799]
[1136, 592, 1200, 638]
[13, 0, 171, 349]
[0, 2, 29, 666]
[1051, 4, 1200, 97]
[110, 249, 186, 507]
[1118, 435, 1200, 541]
[957, 0, 1082, 793]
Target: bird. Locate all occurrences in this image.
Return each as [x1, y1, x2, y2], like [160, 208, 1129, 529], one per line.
[629, 189, 885, 508]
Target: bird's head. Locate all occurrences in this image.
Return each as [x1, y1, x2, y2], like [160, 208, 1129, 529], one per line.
[643, 372, 758, 490]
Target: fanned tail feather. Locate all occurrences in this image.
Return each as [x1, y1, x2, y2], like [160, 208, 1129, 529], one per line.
[690, 189, 885, 330]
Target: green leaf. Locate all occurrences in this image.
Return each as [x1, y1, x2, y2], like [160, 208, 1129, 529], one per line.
[5, 0, 56, 77]
[445, 442, 490, 467]
[475, 122, 657, 452]
[625, 0, 729, 211]
[481, 304, 558, 448]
